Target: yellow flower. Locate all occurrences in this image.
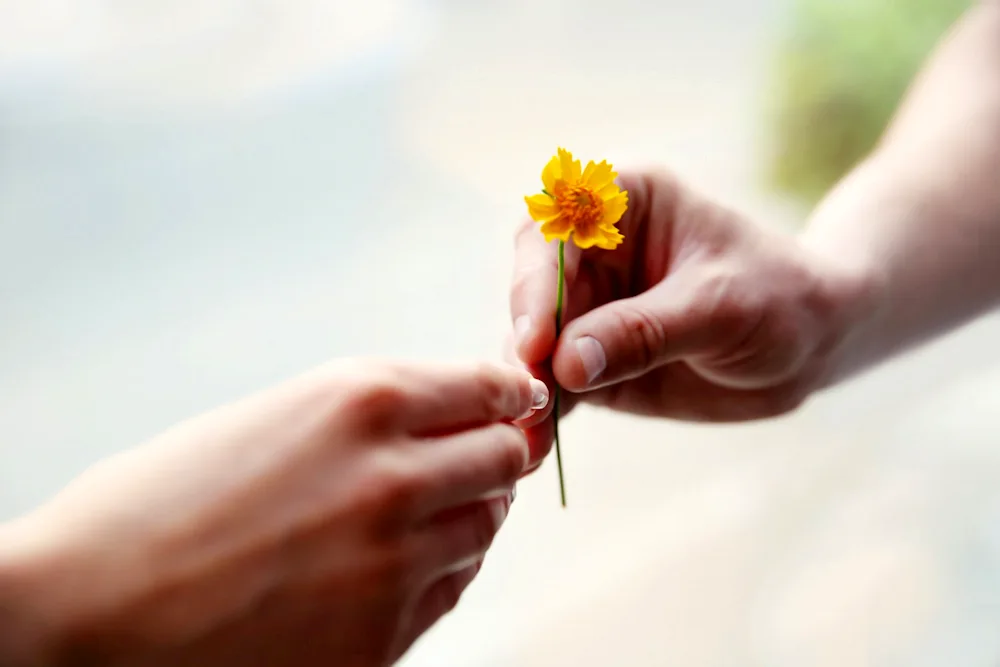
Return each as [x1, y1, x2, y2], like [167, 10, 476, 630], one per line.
[524, 148, 628, 250]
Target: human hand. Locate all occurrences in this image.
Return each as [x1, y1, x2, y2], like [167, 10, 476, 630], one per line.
[0, 359, 548, 667]
[509, 170, 876, 454]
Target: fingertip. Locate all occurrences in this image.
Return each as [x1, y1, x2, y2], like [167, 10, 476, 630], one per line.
[529, 378, 549, 411]
[514, 314, 556, 365]
[514, 399, 552, 428]
[514, 375, 550, 422]
[511, 361, 556, 427]
[518, 390, 580, 475]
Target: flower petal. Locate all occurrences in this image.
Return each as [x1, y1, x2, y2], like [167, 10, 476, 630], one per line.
[541, 155, 561, 193]
[572, 222, 617, 249]
[572, 232, 602, 249]
[598, 181, 621, 198]
[540, 216, 573, 242]
[525, 193, 560, 222]
[601, 191, 629, 226]
[585, 160, 617, 191]
[558, 147, 581, 184]
[594, 233, 624, 250]
[574, 223, 624, 250]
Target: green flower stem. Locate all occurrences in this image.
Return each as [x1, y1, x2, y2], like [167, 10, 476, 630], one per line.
[553, 240, 567, 508]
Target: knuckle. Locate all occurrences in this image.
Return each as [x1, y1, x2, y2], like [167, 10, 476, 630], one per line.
[612, 305, 668, 371]
[487, 424, 529, 482]
[472, 360, 506, 383]
[367, 454, 423, 515]
[694, 265, 745, 321]
[643, 168, 682, 207]
[472, 362, 511, 420]
[688, 265, 764, 347]
[341, 373, 407, 431]
[617, 166, 678, 228]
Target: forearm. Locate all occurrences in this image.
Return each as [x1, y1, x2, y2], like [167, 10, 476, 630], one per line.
[0, 519, 62, 667]
[801, 1, 1000, 384]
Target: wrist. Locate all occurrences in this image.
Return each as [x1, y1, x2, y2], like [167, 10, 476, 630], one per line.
[798, 231, 889, 390]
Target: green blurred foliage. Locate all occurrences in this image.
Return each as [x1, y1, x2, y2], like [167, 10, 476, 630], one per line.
[765, 0, 970, 207]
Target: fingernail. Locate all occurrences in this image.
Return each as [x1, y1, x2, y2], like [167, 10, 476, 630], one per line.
[529, 378, 549, 409]
[576, 336, 607, 385]
[514, 316, 531, 351]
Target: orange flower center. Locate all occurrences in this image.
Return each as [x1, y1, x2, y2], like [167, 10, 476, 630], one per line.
[555, 184, 603, 227]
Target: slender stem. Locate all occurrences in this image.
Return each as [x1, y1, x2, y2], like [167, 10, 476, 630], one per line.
[553, 240, 567, 507]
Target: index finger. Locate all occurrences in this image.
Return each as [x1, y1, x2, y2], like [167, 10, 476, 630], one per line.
[509, 220, 581, 365]
[390, 362, 550, 435]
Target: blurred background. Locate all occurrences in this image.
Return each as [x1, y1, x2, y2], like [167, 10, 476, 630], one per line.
[3, 0, 1000, 664]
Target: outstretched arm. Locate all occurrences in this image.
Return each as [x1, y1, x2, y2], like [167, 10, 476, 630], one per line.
[802, 0, 1000, 384]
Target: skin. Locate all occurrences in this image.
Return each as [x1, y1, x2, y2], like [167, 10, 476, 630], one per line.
[2, 2, 998, 665]
[0, 359, 548, 666]
[511, 1, 1000, 459]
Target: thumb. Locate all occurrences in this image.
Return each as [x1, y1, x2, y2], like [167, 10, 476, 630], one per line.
[552, 275, 739, 392]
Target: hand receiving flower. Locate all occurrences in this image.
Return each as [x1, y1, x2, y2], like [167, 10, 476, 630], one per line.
[0, 359, 549, 667]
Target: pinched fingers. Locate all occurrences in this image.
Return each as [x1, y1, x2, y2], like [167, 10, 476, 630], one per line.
[341, 361, 549, 436]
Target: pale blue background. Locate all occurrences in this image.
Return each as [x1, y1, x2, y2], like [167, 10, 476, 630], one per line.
[2, 1, 999, 665]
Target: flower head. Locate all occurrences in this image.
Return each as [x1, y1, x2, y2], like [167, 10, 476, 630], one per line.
[524, 148, 628, 250]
